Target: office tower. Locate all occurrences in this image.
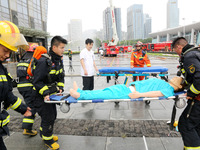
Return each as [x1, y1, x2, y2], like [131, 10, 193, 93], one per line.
[127, 4, 144, 40]
[144, 14, 152, 38]
[68, 19, 82, 41]
[167, 0, 179, 28]
[103, 7, 122, 41]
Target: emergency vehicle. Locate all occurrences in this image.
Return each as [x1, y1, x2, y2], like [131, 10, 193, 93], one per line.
[103, 0, 119, 57]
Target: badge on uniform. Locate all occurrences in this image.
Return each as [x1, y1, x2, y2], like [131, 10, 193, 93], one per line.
[188, 64, 195, 73]
[52, 63, 55, 68]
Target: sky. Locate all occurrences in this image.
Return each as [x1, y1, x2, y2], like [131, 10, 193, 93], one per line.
[47, 0, 200, 36]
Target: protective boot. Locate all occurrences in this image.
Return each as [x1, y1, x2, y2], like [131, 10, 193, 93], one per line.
[23, 129, 37, 136]
[53, 135, 58, 141]
[44, 139, 59, 150]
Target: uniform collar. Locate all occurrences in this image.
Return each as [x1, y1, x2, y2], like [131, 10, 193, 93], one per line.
[182, 44, 194, 54]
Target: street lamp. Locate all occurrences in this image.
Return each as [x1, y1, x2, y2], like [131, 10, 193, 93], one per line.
[182, 18, 185, 37]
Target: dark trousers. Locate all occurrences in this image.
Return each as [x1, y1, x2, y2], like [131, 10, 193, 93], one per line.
[178, 99, 200, 148]
[0, 136, 7, 150]
[82, 76, 94, 90]
[36, 102, 57, 143]
[19, 88, 36, 130]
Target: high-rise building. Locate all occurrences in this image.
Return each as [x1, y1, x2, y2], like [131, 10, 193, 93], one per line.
[103, 7, 122, 41]
[127, 4, 144, 40]
[0, 0, 48, 47]
[167, 0, 179, 28]
[144, 14, 152, 39]
[68, 19, 82, 41]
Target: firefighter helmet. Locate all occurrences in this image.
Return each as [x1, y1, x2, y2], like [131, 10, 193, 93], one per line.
[28, 43, 39, 52]
[135, 41, 143, 47]
[0, 21, 29, 52]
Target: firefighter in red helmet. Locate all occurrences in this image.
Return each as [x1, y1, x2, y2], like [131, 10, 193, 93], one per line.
[130, 41, 151, 81]
[16, 43, 39, 136]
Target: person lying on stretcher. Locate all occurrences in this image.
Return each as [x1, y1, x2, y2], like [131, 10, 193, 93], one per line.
[70, 77, 184, 100]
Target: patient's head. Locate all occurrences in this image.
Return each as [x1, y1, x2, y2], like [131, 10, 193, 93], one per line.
[169, 76, 184, 91]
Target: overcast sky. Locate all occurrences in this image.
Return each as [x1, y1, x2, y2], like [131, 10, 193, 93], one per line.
[47, 0, 200, 36]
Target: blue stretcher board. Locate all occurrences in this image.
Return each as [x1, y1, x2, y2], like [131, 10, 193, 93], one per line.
[98, 66, 168, 74]
[49, 91, 186, 104]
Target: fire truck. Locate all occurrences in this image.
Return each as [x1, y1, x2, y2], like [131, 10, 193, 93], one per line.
[117, 45, 133, 53]
[143, 42, 173, 52]
[103, 0, 119, 57]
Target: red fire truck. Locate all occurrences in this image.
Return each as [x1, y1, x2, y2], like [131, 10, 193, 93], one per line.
[143, 42, 173, 52]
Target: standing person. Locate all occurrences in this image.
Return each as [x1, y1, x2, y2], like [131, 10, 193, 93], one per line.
[17, 43, 38, 136]
[80, 38, 98, 90]
[68, 49, 72, 61]
[32, 36, 67, 150]
[130, 41, 151, 81]
[0, 20, 32, 150]
[172, 37, 200, 150]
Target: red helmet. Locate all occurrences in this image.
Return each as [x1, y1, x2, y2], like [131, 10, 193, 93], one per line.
[135, 41, 143, 47]
[27, 43, 39, 52]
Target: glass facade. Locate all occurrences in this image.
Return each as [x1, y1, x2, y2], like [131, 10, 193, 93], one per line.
[0, 0, 48, 47]
[0, 0, 47, 31]
[0, 0, 10, 21]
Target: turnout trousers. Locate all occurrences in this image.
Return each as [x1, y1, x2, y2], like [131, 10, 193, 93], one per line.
[36, 102, 57, 144]
[178, 99, 200, 150]
[0, 136, 7, 150]
[18, 88, 36, 130]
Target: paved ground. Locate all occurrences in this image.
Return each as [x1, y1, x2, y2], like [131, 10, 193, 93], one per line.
[3, 53, 186, 150]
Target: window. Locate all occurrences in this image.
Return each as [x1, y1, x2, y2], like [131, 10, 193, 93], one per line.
[1, 0, 9, 8]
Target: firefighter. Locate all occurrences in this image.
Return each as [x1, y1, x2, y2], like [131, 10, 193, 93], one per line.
[32, 36, 67, 150]
[17, 43, 38, 136]
[0, 20, 32, 150]
[130, 41, 151, 81]
[172, 37, 200, 150]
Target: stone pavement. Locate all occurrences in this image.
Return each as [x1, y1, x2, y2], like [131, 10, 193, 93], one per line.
[3, 53, 186, 150]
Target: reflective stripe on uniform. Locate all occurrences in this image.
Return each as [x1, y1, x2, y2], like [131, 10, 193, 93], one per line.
[50, 68, 63, 75]
[39, 85, 48, 95]
[184, 146, 200, 150]
[11, 97, 22, 110]
[0, 75, 7, 82]
[49, 70, 56, 74]
[139, 57, 144, 59]
[17, 83, 33, 88]
[0, 115, 10, 127]
[134, 54, 137, 58]
[147, 64, 151, 67]
[181, 68, 185, 73]
[17, 63, 29, 67]
[23, 118, 34, 124]
[190, 84, 200, 95]
[42, 134, 54, 140]
[57, 82, 64, 87]
[130, 60, 134, 62]
[8, 73, 13, 79]
[40, 127, 42, 131]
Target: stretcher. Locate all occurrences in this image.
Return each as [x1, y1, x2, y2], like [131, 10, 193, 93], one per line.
[46, 91, 187, 131]
[98, 66, 169, 84]
[46, 91, 186, 111]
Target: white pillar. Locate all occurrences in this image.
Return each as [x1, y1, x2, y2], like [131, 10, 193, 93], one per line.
[178, 31, 182, 37]
[190, 28, 195, 45]
[157, 35, 160, 42]
[166, 34, 170, 41]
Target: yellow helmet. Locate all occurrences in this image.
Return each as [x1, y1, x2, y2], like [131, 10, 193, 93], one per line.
[0, 21, 28, 52]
